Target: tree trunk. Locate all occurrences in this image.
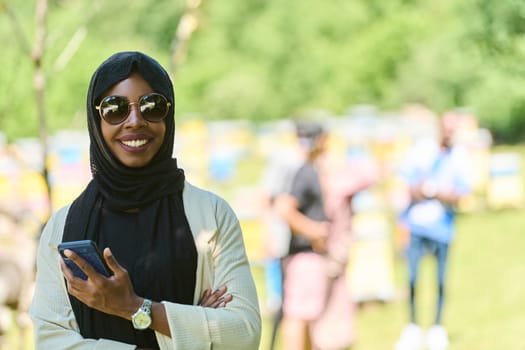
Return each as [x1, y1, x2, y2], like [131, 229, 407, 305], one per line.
[170, 0, 204, 76]
[33, 0, 52, 218]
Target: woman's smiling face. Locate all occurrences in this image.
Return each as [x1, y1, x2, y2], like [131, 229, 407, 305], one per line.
[99, 72, 167, 168]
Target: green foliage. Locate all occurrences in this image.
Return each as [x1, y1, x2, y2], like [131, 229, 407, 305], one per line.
[2, 0, 525, 142]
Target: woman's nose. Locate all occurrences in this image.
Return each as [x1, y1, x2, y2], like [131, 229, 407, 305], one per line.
[124, 103, 147, 127]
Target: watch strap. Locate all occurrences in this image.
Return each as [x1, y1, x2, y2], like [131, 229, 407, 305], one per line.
[140, 298, 152, 313]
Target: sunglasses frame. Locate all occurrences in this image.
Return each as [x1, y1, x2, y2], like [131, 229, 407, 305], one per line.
[95, 93, 172, 125]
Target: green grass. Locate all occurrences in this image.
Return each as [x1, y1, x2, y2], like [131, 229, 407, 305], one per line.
[255, 208, 525, 350]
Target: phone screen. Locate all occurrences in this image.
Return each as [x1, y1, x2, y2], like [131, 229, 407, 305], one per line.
[58, 240, 112, 280]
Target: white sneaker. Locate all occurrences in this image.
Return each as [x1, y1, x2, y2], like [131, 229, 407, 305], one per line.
[394, 323, 425, 350]
[426, 325, 449, 350]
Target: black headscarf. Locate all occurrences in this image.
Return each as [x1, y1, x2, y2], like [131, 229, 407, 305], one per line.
[62, 51, 197, 347]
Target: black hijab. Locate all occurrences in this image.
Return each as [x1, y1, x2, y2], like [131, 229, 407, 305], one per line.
[62, 51, 197, 347]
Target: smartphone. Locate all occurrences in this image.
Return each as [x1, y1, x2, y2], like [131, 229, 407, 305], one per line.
[58, 240, 112, 280]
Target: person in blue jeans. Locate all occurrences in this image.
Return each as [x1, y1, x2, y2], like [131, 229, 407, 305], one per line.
[395, 112, 471, 350]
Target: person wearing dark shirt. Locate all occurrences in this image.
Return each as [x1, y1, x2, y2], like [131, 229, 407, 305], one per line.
[274, 121, 330, 350]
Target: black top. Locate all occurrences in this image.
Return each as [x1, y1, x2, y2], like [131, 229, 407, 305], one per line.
[71, 199, 197, 347]
[288, 162, 327, 254]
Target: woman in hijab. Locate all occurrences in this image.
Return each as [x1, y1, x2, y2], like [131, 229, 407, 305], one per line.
[29, 51, 261, 350]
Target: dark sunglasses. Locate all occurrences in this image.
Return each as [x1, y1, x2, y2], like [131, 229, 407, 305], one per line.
[95, 93, 172, 125]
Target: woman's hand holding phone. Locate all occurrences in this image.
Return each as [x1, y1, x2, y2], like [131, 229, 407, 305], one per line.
[58, 240, 111, 280]
[59, 242, 233, 336]
[60, 246, 143, 319]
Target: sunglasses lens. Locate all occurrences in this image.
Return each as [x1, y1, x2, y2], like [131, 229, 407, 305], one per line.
[140, 94, 169, 122]
[99, 96, 129, 124]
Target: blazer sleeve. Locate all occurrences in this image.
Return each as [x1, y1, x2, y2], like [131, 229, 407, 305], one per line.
[155, 186, 261, 350]
[29, 206, 136, 350]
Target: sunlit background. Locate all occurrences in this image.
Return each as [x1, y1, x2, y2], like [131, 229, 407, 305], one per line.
[1, 1, 525, 349]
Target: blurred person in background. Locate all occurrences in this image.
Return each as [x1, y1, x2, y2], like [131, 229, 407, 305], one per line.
[258, 132, 303, 350]
[394, 112, 471, 350]
[275, 121, 358, 350]
[314, 137, 380, 350]
[0, 145, 43, 349]
[29, 51, 261, 350]
[0, 208, 37, 349]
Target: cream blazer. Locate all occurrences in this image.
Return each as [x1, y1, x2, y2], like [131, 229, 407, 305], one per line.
[29, 182, 261, 350]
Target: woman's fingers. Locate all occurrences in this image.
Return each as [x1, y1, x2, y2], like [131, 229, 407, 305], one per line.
[198, 288, 211, 305]
[62, 249, 97, 280]
[199, 286, 224, 307]
[198, 286, 233, 308]
[103, 247, 127, 276]
[220, 293, 233, 307]
[59, 258, 75, 279]
[216, 293, 233, 308]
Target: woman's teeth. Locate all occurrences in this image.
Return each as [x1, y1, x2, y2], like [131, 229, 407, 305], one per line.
[122, 139, 148, 148]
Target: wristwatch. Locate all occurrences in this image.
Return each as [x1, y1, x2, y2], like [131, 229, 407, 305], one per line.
[131, 298, 152, 330]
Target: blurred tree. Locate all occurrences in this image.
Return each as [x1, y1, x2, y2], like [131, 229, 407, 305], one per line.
[170, 0, 204, 75]
[1, 0, 53, 214]
[33, 0, 52, 214]
[1, 0, 525, 143]
[461, 0, 525, 142]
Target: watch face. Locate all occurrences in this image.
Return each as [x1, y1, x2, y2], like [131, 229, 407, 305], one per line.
[132, 311, 152, 330]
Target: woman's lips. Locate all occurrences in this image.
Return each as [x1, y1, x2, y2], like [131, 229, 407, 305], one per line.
[118, 135, 152, 152]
